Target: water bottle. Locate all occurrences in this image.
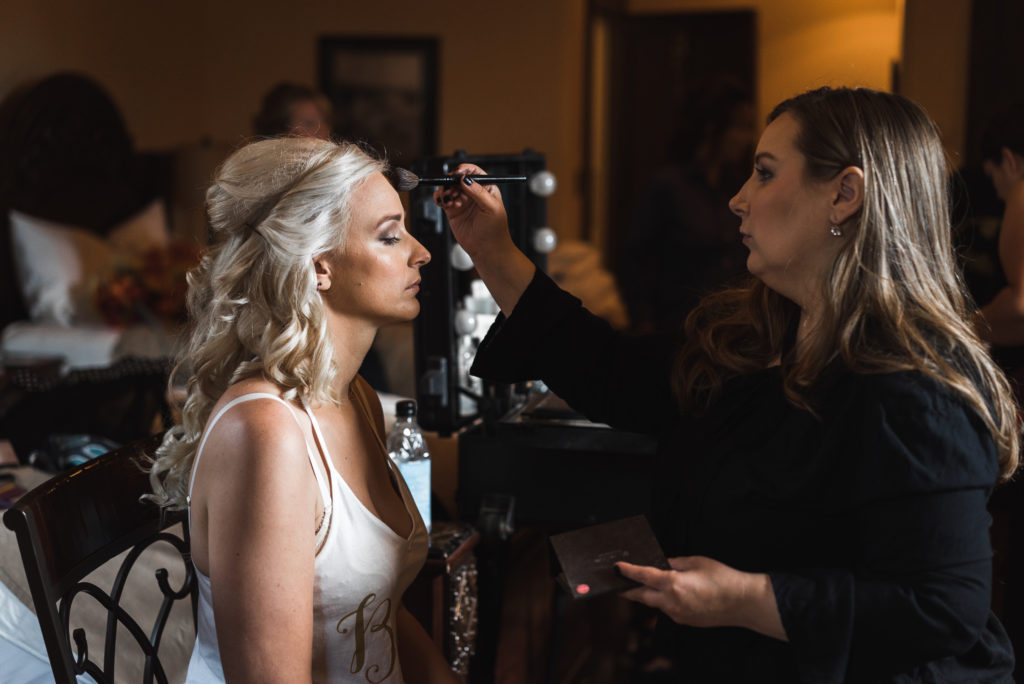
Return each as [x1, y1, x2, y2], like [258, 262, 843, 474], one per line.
[386, 400, 431, 532]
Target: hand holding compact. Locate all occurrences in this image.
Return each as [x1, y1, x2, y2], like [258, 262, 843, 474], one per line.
[617, 556, 787, 641]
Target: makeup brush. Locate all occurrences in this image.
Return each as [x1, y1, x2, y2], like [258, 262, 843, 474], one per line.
[388, 167, 527, 192]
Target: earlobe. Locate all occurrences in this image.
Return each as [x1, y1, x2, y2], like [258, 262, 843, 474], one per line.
[312, 256, 332, 292]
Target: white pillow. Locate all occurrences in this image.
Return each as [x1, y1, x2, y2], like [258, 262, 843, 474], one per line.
[9, 200, 169, 326]
[107, 198, 169, 259]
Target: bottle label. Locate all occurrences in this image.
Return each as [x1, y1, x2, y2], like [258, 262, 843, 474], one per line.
[399, 460, 431, 532]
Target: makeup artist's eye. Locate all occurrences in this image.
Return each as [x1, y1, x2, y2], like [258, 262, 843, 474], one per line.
[755, 165, 773, 182]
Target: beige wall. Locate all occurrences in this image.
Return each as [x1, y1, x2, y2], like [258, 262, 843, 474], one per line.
[0, 0, 961, 242]
[0, 0, 588, 239]
[628, 0, 903, 127]
[900, 0, 971, 165]
[1, 2, 208, 149]
[627, 0, 973, 165]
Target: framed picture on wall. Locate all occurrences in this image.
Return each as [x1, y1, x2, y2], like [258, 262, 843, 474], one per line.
[317, 36, 439, 165]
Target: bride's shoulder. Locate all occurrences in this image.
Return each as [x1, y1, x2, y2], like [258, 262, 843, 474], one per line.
[205, 378, 304, 442]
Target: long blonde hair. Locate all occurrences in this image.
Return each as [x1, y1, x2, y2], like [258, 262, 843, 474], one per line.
[148, 137, 385, 509]
[676, 87, 1021, 481]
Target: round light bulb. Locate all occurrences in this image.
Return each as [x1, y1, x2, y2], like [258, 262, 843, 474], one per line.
[450, 243, 475, 271]
[454, 309, 478, 336]
[528, 170, 557, 197]
[532, 227, 557, 254]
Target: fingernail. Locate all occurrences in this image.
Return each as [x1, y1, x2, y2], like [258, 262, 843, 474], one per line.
[463, 175, 474, 186]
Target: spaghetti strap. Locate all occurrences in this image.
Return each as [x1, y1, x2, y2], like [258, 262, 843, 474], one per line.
[349, 379, 404, 493]
[350, 379, 389, 455]
[299, 394, 334, 485]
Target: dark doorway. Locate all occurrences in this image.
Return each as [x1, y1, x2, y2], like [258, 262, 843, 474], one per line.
[586, 7, 756, 332]
[964, 1, 1024, 172]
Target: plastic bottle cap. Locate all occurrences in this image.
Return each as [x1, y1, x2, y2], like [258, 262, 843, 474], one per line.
[396, 400, 417, 417]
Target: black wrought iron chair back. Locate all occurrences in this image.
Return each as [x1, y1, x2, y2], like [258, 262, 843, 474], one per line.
[2, 432, 197, 683]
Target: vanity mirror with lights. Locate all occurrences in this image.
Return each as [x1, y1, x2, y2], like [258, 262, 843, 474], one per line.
[409, 149, 556, 437]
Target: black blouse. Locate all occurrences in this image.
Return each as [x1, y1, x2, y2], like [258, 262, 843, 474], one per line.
[471, 270, 1015, 683]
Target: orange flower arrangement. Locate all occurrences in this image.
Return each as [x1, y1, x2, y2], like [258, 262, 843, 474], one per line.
[94, 241, 200, 327]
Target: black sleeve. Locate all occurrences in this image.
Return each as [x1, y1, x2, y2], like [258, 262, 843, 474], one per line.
[470, 269, 677, 434]
[770, 375, 1001, 682]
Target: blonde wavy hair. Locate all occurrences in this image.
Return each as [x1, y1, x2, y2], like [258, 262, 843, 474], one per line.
[148, 137, 386, 509]
[676, 87, 1021, 481]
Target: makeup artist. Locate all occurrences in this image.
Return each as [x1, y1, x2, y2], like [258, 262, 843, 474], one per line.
[436, 87, 1020, 682]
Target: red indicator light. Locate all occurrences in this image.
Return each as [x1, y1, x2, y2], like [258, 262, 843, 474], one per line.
[576, 584, 590, 595]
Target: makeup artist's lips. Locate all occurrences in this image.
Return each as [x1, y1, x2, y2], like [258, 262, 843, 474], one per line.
[407, 280, 421, 292]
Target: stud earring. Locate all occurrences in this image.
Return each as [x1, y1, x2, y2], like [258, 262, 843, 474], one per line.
[317, 282, 323, 289]
[829, 224, 842, 237]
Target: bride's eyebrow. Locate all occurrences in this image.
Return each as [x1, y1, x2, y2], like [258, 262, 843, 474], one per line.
[375, 213, 403, 228]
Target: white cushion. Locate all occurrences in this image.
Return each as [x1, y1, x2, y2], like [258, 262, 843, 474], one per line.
[1, 322, 121, 369]
[9, 200, 169, 327]
[106, 199, 169, 260]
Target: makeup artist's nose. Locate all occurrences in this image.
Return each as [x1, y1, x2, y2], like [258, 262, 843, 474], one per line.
[729, 185, 747, 218]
